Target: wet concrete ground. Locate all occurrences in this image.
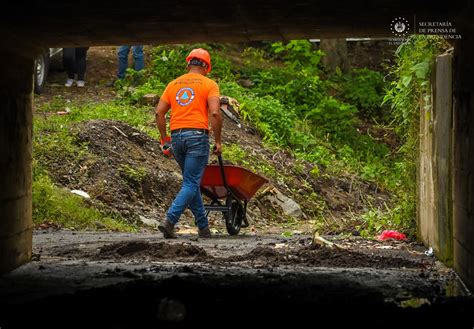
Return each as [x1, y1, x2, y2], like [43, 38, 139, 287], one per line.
[1, 230, 473, 328]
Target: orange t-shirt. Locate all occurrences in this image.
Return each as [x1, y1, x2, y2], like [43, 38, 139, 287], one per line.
[160, 72, 220, 131]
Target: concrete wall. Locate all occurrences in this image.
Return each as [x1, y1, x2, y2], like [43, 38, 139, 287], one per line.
[0, 51, 34, 273]
[418, 53, 453, 265]
[453, 37, 474, 291]
[418, 85, 437, 257]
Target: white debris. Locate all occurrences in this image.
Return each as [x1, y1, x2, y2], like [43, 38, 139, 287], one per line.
[425, 247, 434, 257]
[71, 189, 90, 199]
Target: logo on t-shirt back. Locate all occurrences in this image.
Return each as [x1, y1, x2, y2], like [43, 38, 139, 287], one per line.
[176, 87, 195, 106]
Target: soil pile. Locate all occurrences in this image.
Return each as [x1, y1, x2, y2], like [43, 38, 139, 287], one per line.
[219, 244, 429, 269]
[97, 241, 208, 261]
[57, 119, 182, 225]
[84, 238, 432, 270]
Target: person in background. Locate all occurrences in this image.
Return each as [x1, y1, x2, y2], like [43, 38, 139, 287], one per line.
[155, 48, 222, 239]
[63, 47, 90, 88]
[117, 45, 144, 80]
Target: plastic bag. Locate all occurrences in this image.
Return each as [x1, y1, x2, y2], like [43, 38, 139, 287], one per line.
[377, 230, 407, 241]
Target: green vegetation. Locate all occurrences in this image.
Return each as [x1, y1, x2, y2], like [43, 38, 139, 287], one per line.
[33, 99, 151, 232]
[33, 173, 136, 231]
[375, 35, 450, 236]
[35, 96, 159, 138]
[119, 164, 147, 184]
[222, 143, 278, 180]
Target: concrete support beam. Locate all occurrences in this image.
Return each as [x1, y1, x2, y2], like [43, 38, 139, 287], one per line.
[0, 50, 34, 273]
[418, 89, 436, 250]
[433, 53, 453, 264]
[418, 53, 454, 264]
[453, 26, 474, 291]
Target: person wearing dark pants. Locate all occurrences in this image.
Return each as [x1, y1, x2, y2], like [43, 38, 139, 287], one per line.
[62, 47, 89, 88]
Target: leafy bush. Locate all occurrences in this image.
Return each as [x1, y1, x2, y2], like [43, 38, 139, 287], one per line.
[379, 35, 449, 235]
[271, 40, 323, 72]
[304, 96, 358, 139]
[340, 68, 387, 120]
[383, 35, 449, 145]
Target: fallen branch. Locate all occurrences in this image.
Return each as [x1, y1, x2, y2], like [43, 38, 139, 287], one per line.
[112, 125, 128, 138]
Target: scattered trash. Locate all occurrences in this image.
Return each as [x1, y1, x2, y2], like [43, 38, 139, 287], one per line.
[220, 96, 242, 128]
[425, 247, 434, 257]
[377, 230, 407, 241]
[55, 107, 71, 115]
[375, 245, 395, 250]
[312, 232, 343, 248]
[71, 189, 91, 199]
[274, 243, 287, 249]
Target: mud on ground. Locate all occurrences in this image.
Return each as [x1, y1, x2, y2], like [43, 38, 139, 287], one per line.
[32, 230, 459, 291]
[1, 230, 472, 328]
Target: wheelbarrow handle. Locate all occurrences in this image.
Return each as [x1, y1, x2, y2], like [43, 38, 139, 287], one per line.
[217, 154, 230, 191]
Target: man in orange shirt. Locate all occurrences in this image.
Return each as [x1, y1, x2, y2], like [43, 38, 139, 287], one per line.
[155, 48, 222, 239]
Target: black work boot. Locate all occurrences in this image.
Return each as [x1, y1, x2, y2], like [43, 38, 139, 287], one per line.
[198, 226, 211, 239]
[158, 220, 177, 239]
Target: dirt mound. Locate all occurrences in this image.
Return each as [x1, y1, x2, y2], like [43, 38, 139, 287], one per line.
[97, 241, 208, 260]
[93, 239, 428, 270]
[220, 244, 429, 269]
[66, 119, 182, 224]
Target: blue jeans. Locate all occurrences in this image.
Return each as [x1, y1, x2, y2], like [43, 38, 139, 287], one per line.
[167, 130, 210, 229]
[117, 45, 144, 79]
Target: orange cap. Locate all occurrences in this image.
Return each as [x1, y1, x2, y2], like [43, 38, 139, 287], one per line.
[186, 48, 212, 73]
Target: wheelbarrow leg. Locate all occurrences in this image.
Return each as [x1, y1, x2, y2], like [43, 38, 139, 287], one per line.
[241, 200, 249, 228]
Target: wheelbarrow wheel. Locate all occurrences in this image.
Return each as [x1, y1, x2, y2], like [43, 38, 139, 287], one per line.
[225, 200, 244, 235]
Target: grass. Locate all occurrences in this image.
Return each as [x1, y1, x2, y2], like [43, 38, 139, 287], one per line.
[36, 97, 159, 138]
[32, 174, 137, 231]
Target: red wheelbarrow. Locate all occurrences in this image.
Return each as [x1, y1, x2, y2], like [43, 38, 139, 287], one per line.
[200, 155, 268, 235]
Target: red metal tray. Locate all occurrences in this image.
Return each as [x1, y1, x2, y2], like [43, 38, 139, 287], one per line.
[200, 165, 267, 201]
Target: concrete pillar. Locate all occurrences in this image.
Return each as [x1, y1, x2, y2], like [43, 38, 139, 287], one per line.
[453, 31, 474, 291]
[320, 38, 349, 74]
[433, 53, 453, 264]
[0, 49, 34, 273]
[418, 87, 436, 254]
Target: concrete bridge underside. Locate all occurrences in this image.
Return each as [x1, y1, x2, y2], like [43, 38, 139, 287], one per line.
[1, 0, 473, 290]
